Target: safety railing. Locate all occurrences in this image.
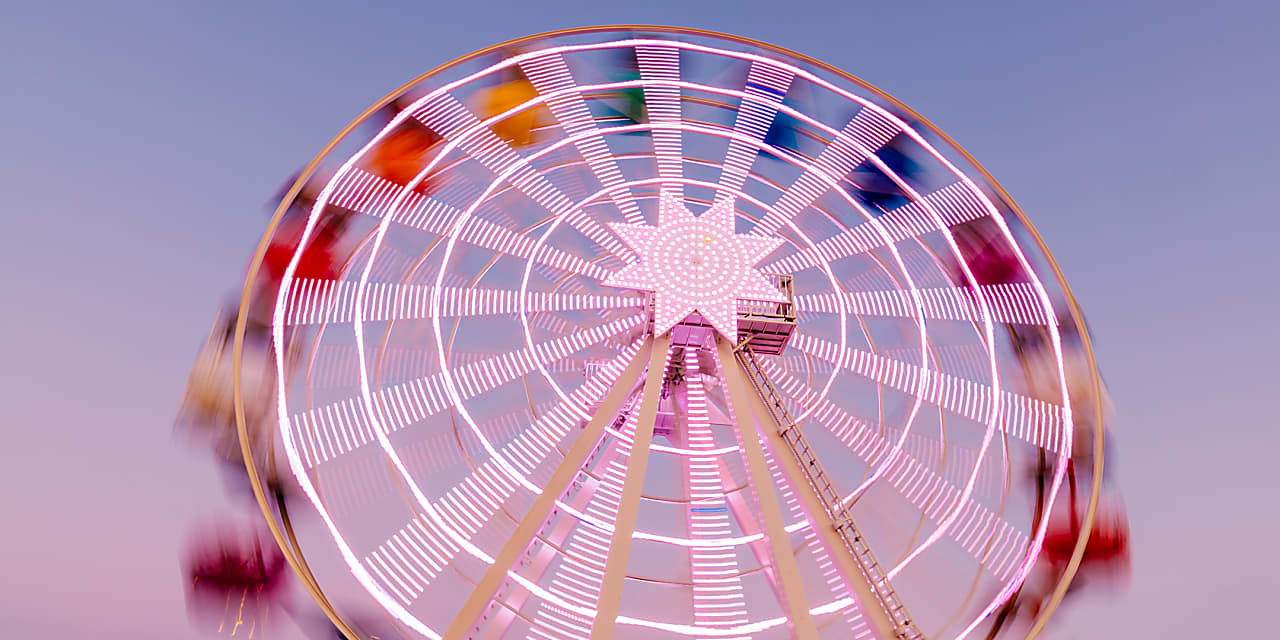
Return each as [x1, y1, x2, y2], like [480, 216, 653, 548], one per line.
[736, 272, 795, 321]
[642, 273, 796, 329]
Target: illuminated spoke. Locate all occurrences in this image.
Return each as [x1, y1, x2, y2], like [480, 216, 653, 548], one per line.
[795, 282, 1055, 326]
[410, 91, 631, 260]
[682, 348, 751, 633]
[758, 108, 900, 235]
[440, 337, 654, 640]
[316, 402, 559, 515]
[787, 331, 1066, 454]
[636, 43, 684, 198]
[290, 315, 643, 467]
[877, 343, 995, 386]
[309, 345, 595, 391]
[716, 61, 795, 202]
[763, 181, 991, 274]
[281, 278, 643, 326]
[328, 167, 612, 281]
[761, 360, 1030, 581]
[520, 51, 645, 224]
[364, 340, 647, 615]
[269, 34, 1087, 640]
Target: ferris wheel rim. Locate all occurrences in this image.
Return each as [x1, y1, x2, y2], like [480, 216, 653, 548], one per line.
[231, 25, 1109, 640]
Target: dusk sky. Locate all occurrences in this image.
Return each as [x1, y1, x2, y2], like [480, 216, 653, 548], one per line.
[2, 2, 1276, 638]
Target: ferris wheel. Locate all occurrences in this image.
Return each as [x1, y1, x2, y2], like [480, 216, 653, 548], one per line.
[234, 27, 1106, 640]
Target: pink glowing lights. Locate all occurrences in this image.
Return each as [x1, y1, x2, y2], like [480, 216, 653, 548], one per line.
[258, 31, 1078, 640]
[604, 192, 787, 337]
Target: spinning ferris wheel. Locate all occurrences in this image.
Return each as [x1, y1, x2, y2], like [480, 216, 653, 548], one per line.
[232, 26, 1107, 640]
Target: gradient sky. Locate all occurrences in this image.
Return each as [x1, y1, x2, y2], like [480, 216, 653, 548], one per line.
[2, 2, 1276, 638]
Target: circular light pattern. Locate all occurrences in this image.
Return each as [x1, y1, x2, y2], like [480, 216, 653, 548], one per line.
[242, 27, 1099, 640]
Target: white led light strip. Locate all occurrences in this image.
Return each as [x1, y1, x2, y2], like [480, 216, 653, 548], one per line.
[265, 34, 1075, 639]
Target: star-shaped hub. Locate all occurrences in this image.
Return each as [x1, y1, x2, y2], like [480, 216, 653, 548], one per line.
[604, 192, 788, 338]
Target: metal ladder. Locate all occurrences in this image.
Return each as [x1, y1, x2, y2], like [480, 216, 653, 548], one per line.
[736, 346, 924, 640]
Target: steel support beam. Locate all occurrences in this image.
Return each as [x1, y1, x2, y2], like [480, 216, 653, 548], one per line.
[590, 332, 671, 638]
[733, 352, 901, 640]
[441, 338, 653, 640]
[478, 440, 628, 640]
[716, 336, 819, 640]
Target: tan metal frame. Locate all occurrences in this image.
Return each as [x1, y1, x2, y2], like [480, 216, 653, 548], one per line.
[715, 336, 820, 640]
[728, 345, 903, 640]
[590, 333, 671, 637]
[477, 437, 629, 640]
[438, 337, 654, 640]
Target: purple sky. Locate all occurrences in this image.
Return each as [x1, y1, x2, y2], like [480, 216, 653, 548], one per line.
[2, 2, 1276, 638]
